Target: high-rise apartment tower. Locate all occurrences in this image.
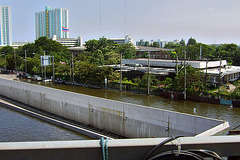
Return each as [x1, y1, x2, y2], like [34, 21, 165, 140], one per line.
[0, 5, 12, 46]
[35, 6, 69, 39]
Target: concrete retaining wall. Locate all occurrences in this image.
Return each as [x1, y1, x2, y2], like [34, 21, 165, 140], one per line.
[0, 78, 229, 138]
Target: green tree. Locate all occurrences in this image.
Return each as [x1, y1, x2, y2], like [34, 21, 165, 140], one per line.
[133, 74, 159, 88]
[74, 61, 97, 82]
[6, 54, 23, 71]
[118, 43, 136, 59]
[172, 65, 205, 95]
[164, 42, 186, 59]
[180, 39, 186, 46]
[85, 39, 99, 52]
[0, 45, 14, 55]
[55, 62, 70, 77]
[187, 37, 197, 46]
[187, 45, 199, 59]
[150, 42, 160, 47]
[105, 51, 120, 65]
[34, 36, 68, 53]
[216, 43, 239, 65]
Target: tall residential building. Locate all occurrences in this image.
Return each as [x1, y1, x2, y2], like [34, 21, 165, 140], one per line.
[35, 6, 69, 39]
[0, 5, 12, 46]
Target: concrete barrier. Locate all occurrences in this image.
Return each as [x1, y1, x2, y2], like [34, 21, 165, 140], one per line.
[0, 135, 240, 160]
[0, 78, 229, 138]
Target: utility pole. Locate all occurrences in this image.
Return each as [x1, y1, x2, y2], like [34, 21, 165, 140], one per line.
[14, 50, 17, 73]
[218, 57, 222, 99]
[184, 51, 187, 101]
[147, 51, 150, 95]
[205, 57, 208, 92]
[120, 52, 122, 92]
[52, 56, 55, 81]
[72, 52, 74, 83]
[25, 50, 27, 73]
[44, 51, 46, 80]
[70, 56, 71, 82]
[176, 54, 178, 75]
[1, 53, 6, 71]
[200, 45, 202, 60]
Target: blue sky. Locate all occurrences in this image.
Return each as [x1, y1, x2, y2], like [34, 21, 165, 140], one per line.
[2, 0, 240, 44]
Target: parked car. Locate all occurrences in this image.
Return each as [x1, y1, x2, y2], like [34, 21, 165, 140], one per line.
[32, 75, 42, 81]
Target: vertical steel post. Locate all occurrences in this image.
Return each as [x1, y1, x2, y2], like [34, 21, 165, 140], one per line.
[120, 52, 122, 92]
[72, 52, 74, 83]
[44, 51, 46, 80]
[176, 54, 178, 75]
[184, 51, 186, 100]
[205, 57, 208, 92]
[25, 50, 27, 73]
[52, 56, 55, 81]
[147, 52, 150, 95]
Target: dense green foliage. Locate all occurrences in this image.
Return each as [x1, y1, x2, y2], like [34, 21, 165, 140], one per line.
[172, 65, 206, 95]
[164, 37, 240, 66]
[1, 36, 240, 97]
[0, 37, 136, 85]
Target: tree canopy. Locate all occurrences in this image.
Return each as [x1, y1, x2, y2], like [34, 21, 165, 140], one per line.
[82, 37, 136, 65]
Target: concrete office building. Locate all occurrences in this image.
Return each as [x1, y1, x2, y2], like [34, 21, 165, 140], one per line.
[35, 6, 69, 39]
[52, 35, 83, 47]
[109, 35, 134, 45]
[0, 5, 12, 46]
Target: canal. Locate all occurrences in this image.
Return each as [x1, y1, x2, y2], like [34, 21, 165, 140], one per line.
[0, 103, 91, 142]
[1, 79, 240, 142]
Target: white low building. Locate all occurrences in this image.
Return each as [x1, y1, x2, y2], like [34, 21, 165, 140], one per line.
[121, 59, 240, 83]
[52, 35, 83, 47]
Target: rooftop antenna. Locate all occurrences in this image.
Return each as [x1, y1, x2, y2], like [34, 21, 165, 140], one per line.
[100, 0, 102, 38]
[124, 0, 127, 37]
[213, 31, 216, 44]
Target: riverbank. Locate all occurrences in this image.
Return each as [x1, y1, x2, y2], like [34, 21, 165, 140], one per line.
[1, 73, 240, 108]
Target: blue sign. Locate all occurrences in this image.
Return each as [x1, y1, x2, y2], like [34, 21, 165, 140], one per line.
[220, 99, 232, 105]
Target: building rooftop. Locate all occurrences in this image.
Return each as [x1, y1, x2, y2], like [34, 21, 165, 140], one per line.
[122, 59, 228, 69]
[135, 46, 175, 52]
